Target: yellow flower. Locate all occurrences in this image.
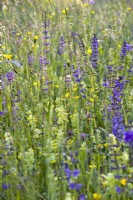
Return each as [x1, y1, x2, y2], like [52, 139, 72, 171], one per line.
[127, 7, 132, 11]
[3, 54, 12, 60]
[33, 82, 37, 86]
[89, 164, 96, 168]
[87, 48, 92, 55]
[93, 193, 102, 200]
[33, 81, 40, 86]
[65, 92, 70, 98]
[74, 96, 79, 99]
[62, 8, 68, 15]
[34, 35, 39, 40]
[73, 87, 77, 91]
[104, 143, 109, 148]
[83, 3, 88, 7]
[62, 9, 66, 15]
[121, 178, 127, 186]
[89, 98, 94, 102]
[55, 85, 59, 88]
[91, 10, 95, 15]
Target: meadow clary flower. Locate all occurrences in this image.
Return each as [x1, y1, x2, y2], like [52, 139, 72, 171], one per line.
[0, 111, 3, 116]
[57, 36, 65, 55]
[69, 182, 75, 190]
[91, 34, 98, 68]
[126, 43, 133, 51]
[124, 130, 133, 146]
[73, 169, 80, 177]
[115, 186, 122, 194]
[79, 194, 86, 200]
[75, 183, 82, 191]
[65, 168, 71, 179]
[90, 0, 95, 4]
[120, 41, 127, 57]
[2, 183, 10, 190]
[28, 53, 34, 66]
[6, 71, 15, 81]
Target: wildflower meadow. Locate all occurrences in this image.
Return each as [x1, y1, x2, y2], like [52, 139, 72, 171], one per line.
[0, 0, 133, 199]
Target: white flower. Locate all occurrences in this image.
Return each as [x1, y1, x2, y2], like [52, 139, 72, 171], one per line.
[65, 193, 72, 200]
[108, 134, 117, 144]
[121, 151, 129, 163]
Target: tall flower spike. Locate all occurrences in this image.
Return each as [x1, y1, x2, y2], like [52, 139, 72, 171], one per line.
[28, 51, 34, 74]
[91, 34, 98, 69]
[43, 11, 50, 53]
[120, 41, 127, 58]
[57, 36, 65, 55]
[111, 76, 125, 140]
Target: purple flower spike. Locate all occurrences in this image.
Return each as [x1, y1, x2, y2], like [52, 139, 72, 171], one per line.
[120, 41, 127, 58]
[91, 34, 98, 69]
[124, 130, 133, 146]
[57, 36, 65, 55]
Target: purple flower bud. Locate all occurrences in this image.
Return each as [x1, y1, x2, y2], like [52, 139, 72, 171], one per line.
[6, 71, 15, 82]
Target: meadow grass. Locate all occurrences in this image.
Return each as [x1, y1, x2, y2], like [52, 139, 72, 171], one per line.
[0, 0, 133, 199]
